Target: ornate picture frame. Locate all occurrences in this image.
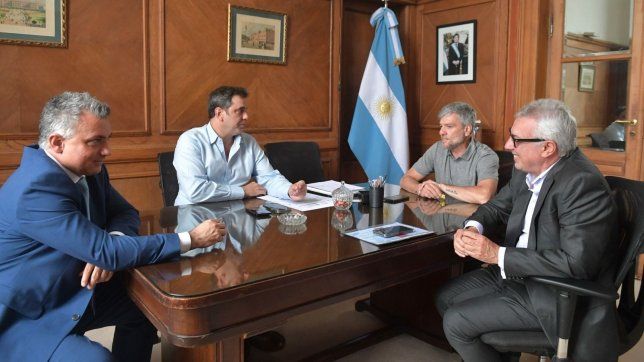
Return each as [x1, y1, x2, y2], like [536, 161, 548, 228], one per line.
[437, 20, 476, 84]
[0, 0, 67, 47]
[228, 5, 287, 65]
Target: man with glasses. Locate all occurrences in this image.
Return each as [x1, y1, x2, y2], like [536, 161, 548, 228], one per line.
[435, 99, 618, 361]
[400, 102, 499, 204]
[173, 86, 307, 206]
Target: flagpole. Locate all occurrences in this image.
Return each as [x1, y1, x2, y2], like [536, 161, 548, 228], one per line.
[382, 0, 388, 8]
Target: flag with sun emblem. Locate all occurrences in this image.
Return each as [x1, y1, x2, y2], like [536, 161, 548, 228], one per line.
[348, 6, 408, 184]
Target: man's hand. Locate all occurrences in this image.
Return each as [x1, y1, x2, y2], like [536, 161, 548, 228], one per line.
[80, 263, 113, 290]
[189, 218, 227, 249]
[417, 199, 443, 215]
[453, 228, 499, 264]
[288, 180, 307, 201]
[242, 181, 267, 198]
[417, 180, 443, 199]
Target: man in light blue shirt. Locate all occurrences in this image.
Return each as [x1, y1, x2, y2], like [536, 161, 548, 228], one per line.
[173, 86, 307, 206]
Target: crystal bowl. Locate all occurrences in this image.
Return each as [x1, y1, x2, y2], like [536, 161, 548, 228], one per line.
[278, 223, 308, 235]
[277, 211, 307, 226]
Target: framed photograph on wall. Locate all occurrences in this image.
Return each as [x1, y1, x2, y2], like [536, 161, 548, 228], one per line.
[437, 20, 476, 84]
[578, 63, 595, 92]
[228, 5, 287, 65]
[0, 0, 67, 47]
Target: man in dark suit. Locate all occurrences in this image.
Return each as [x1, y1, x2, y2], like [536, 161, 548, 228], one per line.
[436, 99, 618, 362]
[447, 33, 466, 75]
[0, 92, 227, 361]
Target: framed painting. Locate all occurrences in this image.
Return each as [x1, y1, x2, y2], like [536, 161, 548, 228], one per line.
[437, 20, 476, 84]
[228, 5, 287, 65]
[578, 63, 595, 92]
[0, 0, 67, 47]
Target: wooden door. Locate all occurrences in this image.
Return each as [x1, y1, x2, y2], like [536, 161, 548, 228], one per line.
[546, 0, 643, 180]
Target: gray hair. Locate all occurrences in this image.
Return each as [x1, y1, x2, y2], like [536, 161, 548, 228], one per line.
[438, 102, 477, 129]
[515, 99, 577, 157]
[38, 92, 110, 150]
[207, 86, 248, 119]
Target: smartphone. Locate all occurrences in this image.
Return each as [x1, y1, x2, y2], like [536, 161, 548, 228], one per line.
[373, 225, 414, 238]
[246, 205, 272, 218]
[262, 202, 289, 214]
[383, 194, 409, 204]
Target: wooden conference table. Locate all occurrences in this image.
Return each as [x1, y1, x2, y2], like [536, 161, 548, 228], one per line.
[127, 191, 477, 361]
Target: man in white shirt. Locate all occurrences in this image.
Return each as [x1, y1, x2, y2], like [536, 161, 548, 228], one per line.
[173, 86, 307, 206]
[435, 99, 618, 362]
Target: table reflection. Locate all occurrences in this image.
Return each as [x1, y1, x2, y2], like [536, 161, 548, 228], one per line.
[138, 193, 475, 298]
[406, 199, 478, 234]
[177, 199, 269, 255]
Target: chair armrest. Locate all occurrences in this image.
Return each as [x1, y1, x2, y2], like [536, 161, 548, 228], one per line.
[529, 276, 617, 301]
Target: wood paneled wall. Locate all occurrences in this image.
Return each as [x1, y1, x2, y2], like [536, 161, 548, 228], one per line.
[412, 0, 510, 152]
[0, 0, 341, 211]
[0, 0, 548, 210]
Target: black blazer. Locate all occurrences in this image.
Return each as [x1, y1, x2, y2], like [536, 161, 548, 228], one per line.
[470, 148, 619, 361]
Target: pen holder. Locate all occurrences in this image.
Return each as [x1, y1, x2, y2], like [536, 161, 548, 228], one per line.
[368, 206, 383, 226]
[369, 187, 384, 208]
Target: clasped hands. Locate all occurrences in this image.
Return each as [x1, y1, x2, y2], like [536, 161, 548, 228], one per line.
[416, 180, 445, 200]
[453, 227, 499, 264]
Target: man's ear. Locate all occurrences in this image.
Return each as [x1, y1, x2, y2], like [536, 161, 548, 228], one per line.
[214, 107, 226, 120]
[542, 140, 558, 158]
[48, 134, 65, 153]
[464, 124, 473, 137]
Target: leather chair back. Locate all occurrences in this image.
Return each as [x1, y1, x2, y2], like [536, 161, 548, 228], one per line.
[157, 151, 179, 207]
[495, 150, 514, 192]
[263, 142, 325, 184]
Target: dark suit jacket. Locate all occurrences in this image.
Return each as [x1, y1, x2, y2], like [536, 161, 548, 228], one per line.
[447, 42, 465, 75]
[470, 148, 618, 361]
[0, 146, 181, 361]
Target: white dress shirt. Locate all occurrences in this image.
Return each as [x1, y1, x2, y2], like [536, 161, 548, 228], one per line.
[465, 161, 558, 278]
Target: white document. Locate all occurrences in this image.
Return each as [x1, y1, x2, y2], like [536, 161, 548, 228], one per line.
[307, 180, 364, 196]
[345, 222, 432, 246]
[259, 194, 334, 212]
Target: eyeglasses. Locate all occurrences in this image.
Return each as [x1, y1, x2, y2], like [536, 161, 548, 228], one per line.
[508, 128, 545, 147]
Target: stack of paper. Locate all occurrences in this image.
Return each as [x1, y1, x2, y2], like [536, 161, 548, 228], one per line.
[308, 180, 364, 196]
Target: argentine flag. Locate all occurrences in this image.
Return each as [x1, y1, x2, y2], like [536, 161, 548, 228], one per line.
[348, 7, 408, 185]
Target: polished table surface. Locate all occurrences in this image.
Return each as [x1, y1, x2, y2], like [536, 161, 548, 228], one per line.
[128, 191, 476, 360]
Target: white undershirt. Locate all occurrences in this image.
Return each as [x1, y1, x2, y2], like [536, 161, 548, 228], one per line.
[465, 161, 558, 278]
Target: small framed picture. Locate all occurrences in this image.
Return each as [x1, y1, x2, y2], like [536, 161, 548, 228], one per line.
[0, 0, 67, 47]
[228, 5, 287, 65]
[578, 63, 595, 92]
[437, 20, 476, 84]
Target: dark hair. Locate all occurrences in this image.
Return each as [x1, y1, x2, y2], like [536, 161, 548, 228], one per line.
[207, 86, 248, 119]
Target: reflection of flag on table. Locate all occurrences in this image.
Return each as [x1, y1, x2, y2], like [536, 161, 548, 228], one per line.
[348, 7, 408, 185]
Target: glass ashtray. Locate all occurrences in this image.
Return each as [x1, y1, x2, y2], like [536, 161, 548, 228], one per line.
[279, 223, 307, 235]
[277, 211, 307, 226]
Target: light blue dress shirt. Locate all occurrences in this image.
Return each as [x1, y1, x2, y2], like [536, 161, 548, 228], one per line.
[173, 123, 291, 206]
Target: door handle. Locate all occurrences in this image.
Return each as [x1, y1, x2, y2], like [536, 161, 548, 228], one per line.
[614, 119, 638, 126]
